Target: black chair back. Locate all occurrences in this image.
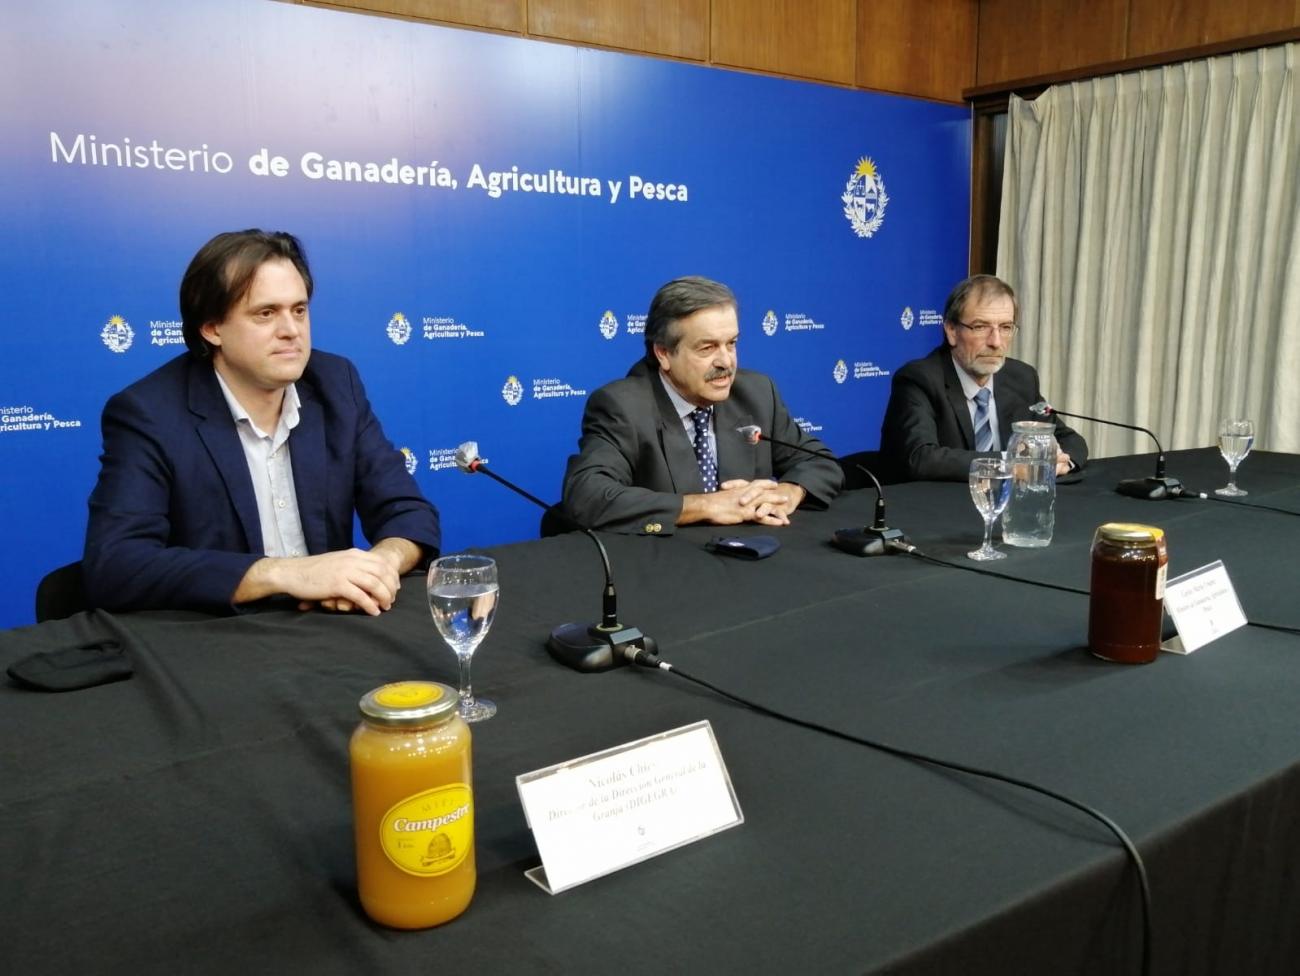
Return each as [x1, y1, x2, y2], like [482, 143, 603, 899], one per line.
[838, 450, 902, 490]
[35, 561, 89, 622]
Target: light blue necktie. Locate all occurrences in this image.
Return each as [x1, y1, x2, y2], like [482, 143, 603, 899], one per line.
[691, 407, 719, 492]
[973, 387, 994, 452]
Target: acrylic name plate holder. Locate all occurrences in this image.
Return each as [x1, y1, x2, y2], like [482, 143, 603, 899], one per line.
[515, 720, 743, 894]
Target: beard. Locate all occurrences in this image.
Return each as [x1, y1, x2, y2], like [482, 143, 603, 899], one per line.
[958, 351, 1005, 379]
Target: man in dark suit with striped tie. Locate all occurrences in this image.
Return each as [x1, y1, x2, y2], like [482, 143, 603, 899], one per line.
[879, 274, 1087, 482]
[562, 276, 842, 534]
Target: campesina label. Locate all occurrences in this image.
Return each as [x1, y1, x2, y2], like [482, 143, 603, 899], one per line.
[380, 783, 473, 876]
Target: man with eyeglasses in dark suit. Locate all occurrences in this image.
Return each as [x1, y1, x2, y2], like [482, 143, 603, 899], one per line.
[880, 274, 1087, 481]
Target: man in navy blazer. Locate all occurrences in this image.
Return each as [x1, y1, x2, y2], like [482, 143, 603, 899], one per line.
[879, 274, 1087, 482]
[562, 276, 841, 534]
[84, 230, 440, 614]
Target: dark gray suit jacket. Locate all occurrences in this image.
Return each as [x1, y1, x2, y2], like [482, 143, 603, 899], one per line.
[879, 343, 1088, 482]
[562, 360, 842, 534]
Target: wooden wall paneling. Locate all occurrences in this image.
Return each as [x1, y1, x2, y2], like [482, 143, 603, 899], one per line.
[969, 104, 1006, 274]
[976, 0, 1128, 87]
[528, 0, 708, 60]
[710, 0, 856, 85]
[855, 0, 978, 103]
[1127, 0, 1300, 57]
[306, 0, 525, 32]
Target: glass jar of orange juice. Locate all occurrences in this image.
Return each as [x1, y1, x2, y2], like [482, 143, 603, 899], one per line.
[350, 681, 475, 928]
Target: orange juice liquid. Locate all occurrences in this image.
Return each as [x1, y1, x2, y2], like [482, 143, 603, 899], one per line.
[350, 714, 476, 928]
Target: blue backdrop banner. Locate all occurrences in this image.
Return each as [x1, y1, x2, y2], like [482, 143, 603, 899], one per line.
[0, 0, 969, 628]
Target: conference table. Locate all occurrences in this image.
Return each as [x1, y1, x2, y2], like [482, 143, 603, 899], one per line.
[3, 449, 1299, 975]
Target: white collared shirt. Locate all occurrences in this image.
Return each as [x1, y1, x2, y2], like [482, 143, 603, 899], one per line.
[213, 371, 309, 558]
[658, 371, 717, 460]
[951, 353, 1002, 451]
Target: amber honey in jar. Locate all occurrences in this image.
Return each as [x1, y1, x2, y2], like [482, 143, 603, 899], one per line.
[1088, 523, 1168, 664]
[350, 681, 475, 928]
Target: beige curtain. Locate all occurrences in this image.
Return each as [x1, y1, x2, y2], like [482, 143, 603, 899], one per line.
[999, 43, 1299, 458]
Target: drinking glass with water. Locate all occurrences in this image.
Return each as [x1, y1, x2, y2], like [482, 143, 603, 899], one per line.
[968, 457, 1012, 561]
[427, 554, 499, 722]
[1215, 418, 1254, 497]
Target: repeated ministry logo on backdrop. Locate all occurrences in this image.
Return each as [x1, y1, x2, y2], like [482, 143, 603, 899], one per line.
[593, 308, 646, 340]
[761, 310, 778, 337]
[833, 359, 848, 384]
[101, 314, 134, 353]
[900, 306, 914, 330]
[400, 447, 419, 475]
[502, 375, 524, 406]
[387, 312, 412, 345]
[842, 157, 888, 239]
[598, 310, 618, 340]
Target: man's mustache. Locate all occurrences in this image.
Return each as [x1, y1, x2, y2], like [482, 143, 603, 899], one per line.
[705, 367, 734, 381]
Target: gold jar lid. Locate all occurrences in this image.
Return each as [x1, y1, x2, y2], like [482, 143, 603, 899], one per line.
[1096, 522, 1165, 546]
[359, 681, 458, 728]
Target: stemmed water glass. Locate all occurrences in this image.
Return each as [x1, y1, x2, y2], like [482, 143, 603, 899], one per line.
[1215, 418, 1254, 497]
[427, 554, 499, 722]
[968, 457, 1013, 561]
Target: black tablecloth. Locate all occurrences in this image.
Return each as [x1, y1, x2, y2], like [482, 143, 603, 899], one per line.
[3, 450, 1299, 975]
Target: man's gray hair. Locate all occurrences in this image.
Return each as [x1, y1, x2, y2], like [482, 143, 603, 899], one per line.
[942, 274, 1019, 329]
[644, 276, 737, 359]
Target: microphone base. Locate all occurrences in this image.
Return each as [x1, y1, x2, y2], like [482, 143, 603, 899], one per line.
[1116, 476, 1183, 500]
[546, 623, 657, 673]
[832, 525, 908, 557]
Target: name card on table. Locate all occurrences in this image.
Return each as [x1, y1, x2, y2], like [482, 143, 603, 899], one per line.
[1162, 560, 1248, 654]
[516, 720, 743, 894]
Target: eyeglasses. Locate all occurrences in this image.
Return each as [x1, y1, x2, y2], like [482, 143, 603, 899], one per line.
[954, 320, 1018, 339]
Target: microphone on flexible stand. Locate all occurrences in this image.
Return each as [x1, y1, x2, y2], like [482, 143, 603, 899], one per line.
[1028, 401, 1185, 499]
[454, 442, 656, 672]
[735, 426, 909, 556]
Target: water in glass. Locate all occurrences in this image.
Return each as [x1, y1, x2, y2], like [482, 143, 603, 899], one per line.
[968, 457, 1012, 561]
[970, 473, 1012, 519]
[1002, 421, 1056, 548]
[427, 554, 498, 722]
[429, 582, 499, 657]
[1218, 432, 1253, 468]
[1215, 418, 1253, 497]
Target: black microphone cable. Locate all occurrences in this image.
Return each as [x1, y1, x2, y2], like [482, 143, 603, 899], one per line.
[620, 642, 1153, 976]
[1246, 620, 1300, 636]
[1172, 492, 1300, 518]
[888, 539, 1090, 596]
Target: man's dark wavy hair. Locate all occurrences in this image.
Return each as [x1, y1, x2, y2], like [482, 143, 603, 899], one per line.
[180, 229, 313, 358]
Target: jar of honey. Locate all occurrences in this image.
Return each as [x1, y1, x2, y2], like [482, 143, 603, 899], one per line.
[1088, 523, 1168, 664]
[350, 681, 475, 928]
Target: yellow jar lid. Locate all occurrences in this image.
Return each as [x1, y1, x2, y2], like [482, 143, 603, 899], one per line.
[360, 681, 458, 727]
[1097, 522, 1165, 545]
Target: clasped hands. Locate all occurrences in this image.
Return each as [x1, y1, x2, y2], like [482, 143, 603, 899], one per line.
[698, 478, 806, 526]
[235, 537, 421, 615]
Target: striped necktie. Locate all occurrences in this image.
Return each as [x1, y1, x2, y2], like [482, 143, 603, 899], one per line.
[690, 407, 719, 492]
[974, 387, 994, 452]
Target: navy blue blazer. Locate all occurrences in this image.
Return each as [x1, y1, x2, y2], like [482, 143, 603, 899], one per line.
[83, 351, 441, 613]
